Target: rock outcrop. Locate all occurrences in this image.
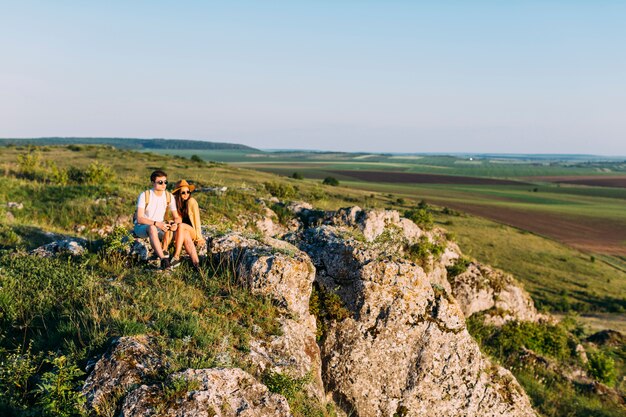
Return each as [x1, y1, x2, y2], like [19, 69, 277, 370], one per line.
[31, 238, 87, 257]
[298, 223, 537, 417]
[82, 205, 543, 417]
[209, 233, 324, 401]
[120, 368, 292, 417]
[449, 262, 544, 325]
[82, 336, 167, 415]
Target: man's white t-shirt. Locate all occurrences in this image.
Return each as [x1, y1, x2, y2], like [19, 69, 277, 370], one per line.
[136, 190, 177, 223]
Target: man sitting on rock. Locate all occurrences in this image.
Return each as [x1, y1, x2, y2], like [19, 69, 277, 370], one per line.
[134, 170, 181, 269]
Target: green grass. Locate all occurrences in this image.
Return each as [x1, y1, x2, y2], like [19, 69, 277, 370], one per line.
[467, 314, 626, 417]
[0, 250, 284, 416]
[2, 144, 626, 417]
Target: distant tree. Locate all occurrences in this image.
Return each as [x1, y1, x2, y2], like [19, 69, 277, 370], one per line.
[292, 172, 304, 180]
[322, 177, 339, 186]
[190, 155, 204, 164]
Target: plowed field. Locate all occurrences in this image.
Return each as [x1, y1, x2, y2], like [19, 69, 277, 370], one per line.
[530, 175, 626, 188]
[427, 200, 626, 256]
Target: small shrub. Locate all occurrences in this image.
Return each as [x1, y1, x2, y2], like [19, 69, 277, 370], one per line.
[587, 350, 616, 385]
[190, 155, 204, 164]
[309, 286, 350, 342]
[35, 355, 85, 417]
[322, 177, 339, 186]
[271, 203, 293, 226]
[404, 236, 445, 268]
[0, 343, 41, 411]
[264, 182, 297, 199]
[292, 172, 304, 180]
[404, 208, 433, 230]
[446, 257, 471, 278]
[85, 161, 114, 186]
[162, 375, 201, 404]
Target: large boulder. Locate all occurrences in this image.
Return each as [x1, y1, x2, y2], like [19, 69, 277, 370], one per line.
[299, 225, 537, 417]
[82, 336, 167, 415]
[119, 368, 292, 417]
[209, 233, 324, 400]
[449, 262, 544, 325]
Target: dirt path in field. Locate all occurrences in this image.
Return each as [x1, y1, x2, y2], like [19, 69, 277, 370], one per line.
[430, 200, 626, 256]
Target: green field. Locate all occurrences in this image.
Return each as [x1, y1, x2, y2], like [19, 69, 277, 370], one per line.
[2, 144, 625, 417]
[142, 147, 626, 317]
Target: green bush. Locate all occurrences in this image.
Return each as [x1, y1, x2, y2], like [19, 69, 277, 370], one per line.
[292, 172, 304, 180]
[309, 286, 350, 342]
[404, 236, 445, 268]
[404, 208, 433, 230]
[587, 350, 617, 385]
[322, 177, 339, 186]
[85, 161, 114, 186]
[263, 371, 329, 417]
[446, 257, 471, 278]
[35, 356, 85, 417]
[190, 155, 204, 164]
[264, 181, 297, 199]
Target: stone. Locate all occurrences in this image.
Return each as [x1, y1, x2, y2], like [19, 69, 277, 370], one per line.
[82, 336, 166, 415]
[31, 238, 87, 257]
[449, 263, 543, 325]
[7, 201, 24, 209]
[209, 233, 324, 400]
[119, 368, 291, 417]
[299, 224, 537, 417]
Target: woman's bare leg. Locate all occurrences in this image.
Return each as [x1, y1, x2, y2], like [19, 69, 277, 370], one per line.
[173, 224, 198, 262]
[183, 235, 200, 266]
[173, 226, 186, 259]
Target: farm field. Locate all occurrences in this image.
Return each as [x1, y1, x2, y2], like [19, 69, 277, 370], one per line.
[144, 147, 626, 316]
[146, 149, 626, 255]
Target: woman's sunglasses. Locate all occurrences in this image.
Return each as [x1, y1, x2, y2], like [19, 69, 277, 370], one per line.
[180, 191, 191, 195]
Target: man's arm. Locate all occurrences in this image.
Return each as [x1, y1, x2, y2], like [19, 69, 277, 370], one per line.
[137, 206, 167, 230]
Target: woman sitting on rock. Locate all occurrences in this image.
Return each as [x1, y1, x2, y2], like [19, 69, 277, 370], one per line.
[163, 180, 205, 270]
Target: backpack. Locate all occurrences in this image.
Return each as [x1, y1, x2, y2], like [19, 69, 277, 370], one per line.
[133, 190, 172, 223]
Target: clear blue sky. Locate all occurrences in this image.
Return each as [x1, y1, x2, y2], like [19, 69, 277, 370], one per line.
[1, 1, 625, 154]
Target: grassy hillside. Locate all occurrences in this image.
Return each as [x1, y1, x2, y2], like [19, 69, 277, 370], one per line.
[1, 145, 625, 416]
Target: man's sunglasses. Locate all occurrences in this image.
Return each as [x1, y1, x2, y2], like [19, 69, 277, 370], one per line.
[180, 191, 191, 195]
[155, 180, 168, 185]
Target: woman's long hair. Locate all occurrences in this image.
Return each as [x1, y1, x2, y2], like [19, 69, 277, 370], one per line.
[174, 191, 190, 221]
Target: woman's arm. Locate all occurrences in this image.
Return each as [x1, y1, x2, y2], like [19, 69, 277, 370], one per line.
[189, 198, 204, 242]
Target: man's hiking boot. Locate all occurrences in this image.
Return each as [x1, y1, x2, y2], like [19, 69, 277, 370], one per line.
[170, 258, 181, 269]
[160, 257, 171, 270]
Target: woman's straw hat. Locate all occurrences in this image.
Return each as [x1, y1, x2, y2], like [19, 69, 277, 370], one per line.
[172, 179, 196, 194]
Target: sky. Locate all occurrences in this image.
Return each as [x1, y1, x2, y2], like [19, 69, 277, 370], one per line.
[1, 1, 625, 155]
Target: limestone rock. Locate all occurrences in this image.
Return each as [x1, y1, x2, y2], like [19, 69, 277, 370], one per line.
[7, 201, 24, 209]
[255, 207, 286, 238]
[82, 336, 167, 414]
[299, 225, 537, 417]
[120, 368, 291, 417]
[209, 233, 324, 399]
[31, 238, 87, 257]
[449, 263, 542, 325]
